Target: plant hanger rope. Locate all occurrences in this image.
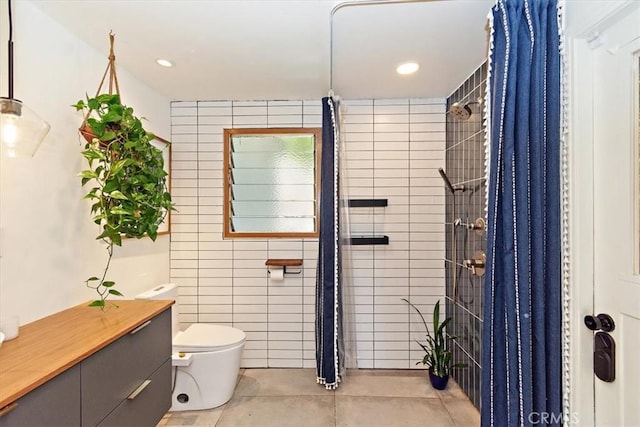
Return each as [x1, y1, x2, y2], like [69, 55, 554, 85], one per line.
[81, 32, 121, 131]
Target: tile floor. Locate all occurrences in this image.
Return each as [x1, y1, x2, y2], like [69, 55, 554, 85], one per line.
[157, 369, 480, 427]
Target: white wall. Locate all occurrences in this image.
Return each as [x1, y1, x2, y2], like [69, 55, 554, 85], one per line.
[169, 98, 446, 369]
[0, 1, 171, 324]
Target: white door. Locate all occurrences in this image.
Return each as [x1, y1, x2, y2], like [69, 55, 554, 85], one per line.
[591, 4, 640, 426]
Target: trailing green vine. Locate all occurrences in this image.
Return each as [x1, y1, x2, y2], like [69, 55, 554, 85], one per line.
[74, 93, 174, 310]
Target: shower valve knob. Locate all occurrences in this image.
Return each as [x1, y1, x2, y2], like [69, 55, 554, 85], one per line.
[463, 251, 486, 277]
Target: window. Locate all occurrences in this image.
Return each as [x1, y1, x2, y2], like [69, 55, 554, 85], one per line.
[223, 128, 321, 238]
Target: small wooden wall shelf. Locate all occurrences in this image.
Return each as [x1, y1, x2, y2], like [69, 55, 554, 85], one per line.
[265, 259, 303, 275]
[265, 259, 303, 267]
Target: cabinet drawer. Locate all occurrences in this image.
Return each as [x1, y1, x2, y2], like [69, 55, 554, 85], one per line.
[81, 308, 171, 426]
[97, 359, 171, 427]
[0, 365, 80, 427]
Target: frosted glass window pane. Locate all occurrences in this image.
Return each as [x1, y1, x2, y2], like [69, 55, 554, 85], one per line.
[224, 128, 320, 237]
[231, 168, 313, 184]
[232, 136, 314, 153]
[232, 201, 315, 217]
[231, 217, 315, 233]
[232, 152, 314, 169]
[232, 185, 315, 201]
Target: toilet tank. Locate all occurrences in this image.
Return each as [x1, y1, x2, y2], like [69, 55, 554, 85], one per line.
[136, 283, 180, 338]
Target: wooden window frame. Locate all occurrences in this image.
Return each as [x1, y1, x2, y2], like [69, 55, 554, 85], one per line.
[223, 127, 322, 239]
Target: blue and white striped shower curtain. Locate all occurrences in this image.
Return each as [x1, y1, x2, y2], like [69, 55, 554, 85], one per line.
[482, 0, 564, 425]
[316, 96, 344, 389]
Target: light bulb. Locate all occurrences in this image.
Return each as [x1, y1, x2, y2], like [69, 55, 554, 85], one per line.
[0, 98, 50, 157]
[1, 114, 19, 149]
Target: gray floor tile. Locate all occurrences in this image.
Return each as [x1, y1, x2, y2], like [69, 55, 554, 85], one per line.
[216, 395, 335, 427]
[158, 369, 478, 427]
[336, 395, 455, 427]
[441, 395, 480, 427]
[235, 368, 330, 397]
[435, 379, 468, 400]
[164, 414, 198, 426]
[160, 408, 225, 427]
[336, 369, 438, 398]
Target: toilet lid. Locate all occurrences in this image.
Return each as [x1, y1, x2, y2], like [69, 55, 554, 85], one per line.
[173, 324, 246, 352]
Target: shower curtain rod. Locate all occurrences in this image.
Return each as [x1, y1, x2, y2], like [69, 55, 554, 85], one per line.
[329, 0, 432, 93]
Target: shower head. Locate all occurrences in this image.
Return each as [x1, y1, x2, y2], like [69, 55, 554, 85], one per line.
[438, 168, 464, 193]
[448, 102, 472, 120]
[447, 99, 482, 121]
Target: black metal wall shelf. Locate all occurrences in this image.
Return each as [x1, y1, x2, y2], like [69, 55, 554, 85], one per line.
[349, 235, 389, 246]
[348, 199, 388, 208]
[346, 199, 389, 245]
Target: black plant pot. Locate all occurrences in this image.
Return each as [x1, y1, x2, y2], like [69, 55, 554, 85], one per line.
[428, 370, 449, 390]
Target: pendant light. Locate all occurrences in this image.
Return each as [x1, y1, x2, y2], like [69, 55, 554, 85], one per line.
[0, 0, 50, 158]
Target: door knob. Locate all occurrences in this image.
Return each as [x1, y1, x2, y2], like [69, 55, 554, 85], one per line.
[584, 313, 615, 332]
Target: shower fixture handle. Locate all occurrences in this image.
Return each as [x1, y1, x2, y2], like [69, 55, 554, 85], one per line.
[455, 218, 486, 235]
[468, 218, 486, 232]
[463, 251, 486, 276]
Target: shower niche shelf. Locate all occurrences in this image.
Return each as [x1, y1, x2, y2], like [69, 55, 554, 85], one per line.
[349, 235, 389, 246]
[347, 198, 388, 208]
[347, 199, 389, 245]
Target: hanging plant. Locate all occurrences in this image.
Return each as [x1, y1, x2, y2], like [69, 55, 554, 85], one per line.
[73, 34, 174, 310]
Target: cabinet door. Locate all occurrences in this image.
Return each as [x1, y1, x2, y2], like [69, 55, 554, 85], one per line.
[97, 359, 171, 427]
[0, 365, 80, 427]
[81, 309, 171, 426]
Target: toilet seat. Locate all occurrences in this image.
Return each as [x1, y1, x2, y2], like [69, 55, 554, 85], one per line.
[173, 324, 246, 352]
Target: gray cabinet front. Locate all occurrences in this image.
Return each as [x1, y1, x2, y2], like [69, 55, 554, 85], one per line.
[81, 309, 171, 426]
[0, 365, 80, 427]
[97, 359, 171, 427]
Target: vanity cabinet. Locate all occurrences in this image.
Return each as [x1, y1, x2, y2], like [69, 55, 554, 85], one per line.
[0, 300, 173, 427]
[0, 365, 80, 426]
[82, 309, 171, 426]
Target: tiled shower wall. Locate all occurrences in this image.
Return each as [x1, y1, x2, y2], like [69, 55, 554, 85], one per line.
[445, 62, 487, 409]
[170, 98, 446, 369]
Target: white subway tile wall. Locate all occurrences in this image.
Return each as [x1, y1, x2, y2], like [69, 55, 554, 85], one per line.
[170, 98, 446, 369]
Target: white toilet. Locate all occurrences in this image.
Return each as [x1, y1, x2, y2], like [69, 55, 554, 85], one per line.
[136, 283, 245, 411]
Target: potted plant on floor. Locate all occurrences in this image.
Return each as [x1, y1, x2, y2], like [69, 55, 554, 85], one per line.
[402, 298, 465, 390]
[73, 92, 174, 309]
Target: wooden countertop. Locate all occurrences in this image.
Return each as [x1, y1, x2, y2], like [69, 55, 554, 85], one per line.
[0, 299, 173, 408]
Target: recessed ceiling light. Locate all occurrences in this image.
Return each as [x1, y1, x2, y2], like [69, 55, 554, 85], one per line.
[396, 62, 419, 75]
[156, 58, 174, 68]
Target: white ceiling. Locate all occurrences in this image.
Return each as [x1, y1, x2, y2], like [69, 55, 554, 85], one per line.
[31, 0, 492, 101]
